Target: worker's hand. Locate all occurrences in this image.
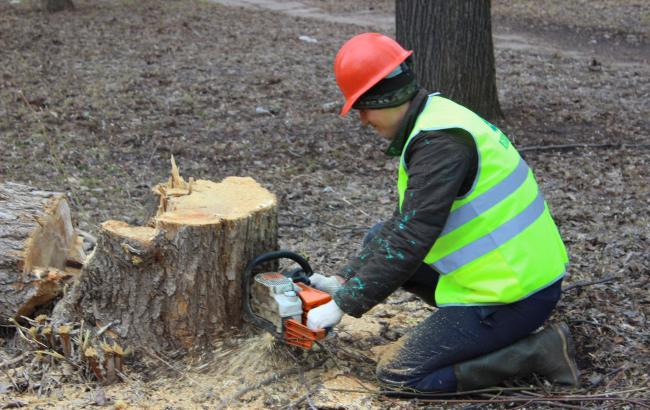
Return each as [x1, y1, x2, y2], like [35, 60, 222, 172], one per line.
[307, 300, 344, 331]
[309, 273, 345, 295]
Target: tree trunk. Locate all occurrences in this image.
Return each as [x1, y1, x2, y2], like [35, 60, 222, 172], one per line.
[396, 0, 502, 119]
[53, 162, 278, 352]
[46, 0, 74, 13]
[0, 182, 82, 323]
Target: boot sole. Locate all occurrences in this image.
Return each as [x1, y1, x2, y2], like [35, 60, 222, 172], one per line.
[554, 322, 580, 387]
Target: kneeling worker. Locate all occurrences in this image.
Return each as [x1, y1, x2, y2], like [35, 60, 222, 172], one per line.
[306, 32, 580, 393]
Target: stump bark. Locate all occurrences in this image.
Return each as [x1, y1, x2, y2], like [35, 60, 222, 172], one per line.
[0, 182, 82, 323]
[54, 162, 278, 352]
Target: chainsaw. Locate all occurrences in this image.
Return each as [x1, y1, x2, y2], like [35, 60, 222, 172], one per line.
[243, 250, 332, 349]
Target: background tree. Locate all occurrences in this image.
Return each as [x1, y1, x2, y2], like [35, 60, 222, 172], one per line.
[396, 0, 502, 119]
[46, 0, 74, 13]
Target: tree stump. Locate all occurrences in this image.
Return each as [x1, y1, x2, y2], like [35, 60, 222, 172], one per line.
[54, 162, 278, 352]
[0, 182, 82, 324]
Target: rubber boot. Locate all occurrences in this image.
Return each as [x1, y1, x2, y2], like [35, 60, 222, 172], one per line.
[454, 322, 580, 391]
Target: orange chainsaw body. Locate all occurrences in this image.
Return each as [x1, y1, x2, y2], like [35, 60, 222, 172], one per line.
[250, 271, 331, 349]
[284, 282, 331, 349]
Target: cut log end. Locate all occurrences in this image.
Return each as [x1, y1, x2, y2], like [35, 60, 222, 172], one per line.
[23, 195, 75, 275]
[1, 183, 81, 323]
[15, 267, 77, 318]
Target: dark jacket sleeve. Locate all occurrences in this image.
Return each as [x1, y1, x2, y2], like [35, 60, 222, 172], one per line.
[333, 131, 475, 317]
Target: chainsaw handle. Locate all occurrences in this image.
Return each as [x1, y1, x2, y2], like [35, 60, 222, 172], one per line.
[246, 250, 314, 278]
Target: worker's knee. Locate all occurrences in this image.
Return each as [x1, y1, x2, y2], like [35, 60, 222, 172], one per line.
[376, 362, 409, 389]
[375, 342, 411, 387]
[376, 363, 458, 393]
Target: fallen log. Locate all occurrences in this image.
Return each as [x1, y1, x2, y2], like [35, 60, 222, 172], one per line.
[0, 182, 83, 324]
[53, 159, 278, 352]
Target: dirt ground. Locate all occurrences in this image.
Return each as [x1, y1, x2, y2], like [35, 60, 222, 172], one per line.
[0, 0, 648, 408]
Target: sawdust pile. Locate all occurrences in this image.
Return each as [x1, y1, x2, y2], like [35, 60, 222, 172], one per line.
[209, 332, 288, 376]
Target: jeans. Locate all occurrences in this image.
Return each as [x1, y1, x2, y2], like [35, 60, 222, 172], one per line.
[364, 223, 563, 392]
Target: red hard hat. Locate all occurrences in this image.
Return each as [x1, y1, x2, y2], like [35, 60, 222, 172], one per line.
[334, 33, 413, 116]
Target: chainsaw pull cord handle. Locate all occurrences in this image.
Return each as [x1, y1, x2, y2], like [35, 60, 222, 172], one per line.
[243, 250, 314, 336]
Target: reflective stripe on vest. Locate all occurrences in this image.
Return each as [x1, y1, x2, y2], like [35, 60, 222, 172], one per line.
[397, 95, 568, 306]
[440, 157, 529, 236]
[433, 189, 545, 273]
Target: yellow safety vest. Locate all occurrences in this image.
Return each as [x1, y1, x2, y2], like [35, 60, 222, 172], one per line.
[397, 95, 568, 306]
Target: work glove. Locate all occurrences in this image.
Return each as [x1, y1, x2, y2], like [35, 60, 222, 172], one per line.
[309, 273, 345, 295]
[307, 299, 344, 331]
